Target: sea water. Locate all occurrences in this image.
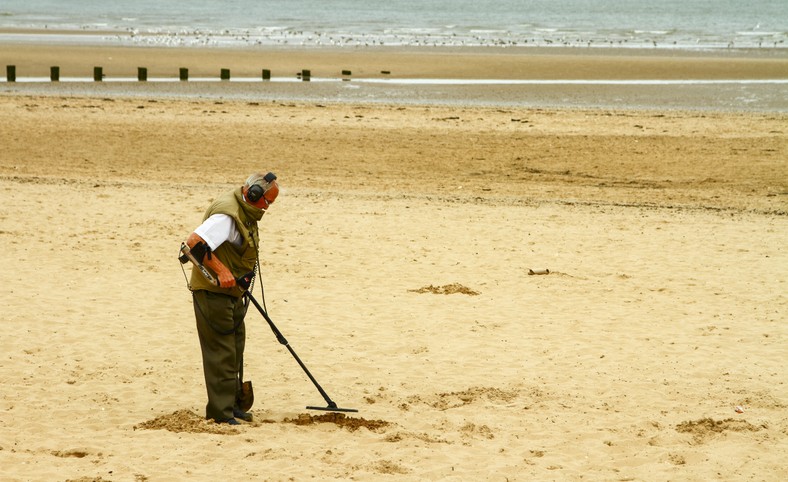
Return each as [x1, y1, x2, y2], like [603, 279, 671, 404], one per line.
[0, 0, 785, 50]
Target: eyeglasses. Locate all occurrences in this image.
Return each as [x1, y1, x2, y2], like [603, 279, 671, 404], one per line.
[261, 181, 279, 209]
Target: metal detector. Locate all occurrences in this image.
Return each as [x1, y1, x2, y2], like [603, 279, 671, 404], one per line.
[179, 242, 358, 413]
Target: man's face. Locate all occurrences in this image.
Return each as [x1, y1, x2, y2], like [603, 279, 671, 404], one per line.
[247, 181, 279, 210]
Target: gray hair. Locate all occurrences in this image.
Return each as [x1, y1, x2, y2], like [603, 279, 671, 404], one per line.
[244, 172, 269, 188]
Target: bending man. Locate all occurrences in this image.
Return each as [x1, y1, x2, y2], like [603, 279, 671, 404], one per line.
[185, 172, 279, 425]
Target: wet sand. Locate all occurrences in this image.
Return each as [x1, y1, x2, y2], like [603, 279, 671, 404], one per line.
[2, 43, 788, 110]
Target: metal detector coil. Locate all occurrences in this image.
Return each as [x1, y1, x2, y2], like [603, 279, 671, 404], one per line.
[244, 292, 358, 413]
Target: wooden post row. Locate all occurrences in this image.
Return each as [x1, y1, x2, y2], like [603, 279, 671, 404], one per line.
[5, 64, 353, 83]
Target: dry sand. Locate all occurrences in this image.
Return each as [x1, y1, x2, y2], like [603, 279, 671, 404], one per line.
[0, 45, 787, 481]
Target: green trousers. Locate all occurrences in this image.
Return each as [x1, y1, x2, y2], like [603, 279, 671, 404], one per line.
[193, 289, 247, 421]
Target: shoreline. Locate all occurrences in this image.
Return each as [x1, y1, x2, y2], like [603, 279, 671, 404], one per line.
[2, 42, 788, 111]
[4, 81, 787, 113]
[2, 24, 787, 52]
[2, 42, 788, 80]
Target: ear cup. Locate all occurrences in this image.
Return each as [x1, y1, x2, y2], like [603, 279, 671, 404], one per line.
[247, 184, 264, 203]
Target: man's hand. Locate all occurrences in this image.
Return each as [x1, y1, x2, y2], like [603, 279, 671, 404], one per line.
[215, 269, 237, 288]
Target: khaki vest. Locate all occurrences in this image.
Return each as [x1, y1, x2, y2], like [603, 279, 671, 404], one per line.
[190, 187, 263, 298]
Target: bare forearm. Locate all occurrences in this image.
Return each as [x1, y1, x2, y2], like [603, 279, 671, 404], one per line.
[187, 232, 236, 288]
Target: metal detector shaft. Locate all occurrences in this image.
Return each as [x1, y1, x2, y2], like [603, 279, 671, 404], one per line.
[244, 292, 357, 412]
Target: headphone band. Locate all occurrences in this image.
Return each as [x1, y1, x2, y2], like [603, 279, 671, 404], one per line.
[247, 172, 277, 204]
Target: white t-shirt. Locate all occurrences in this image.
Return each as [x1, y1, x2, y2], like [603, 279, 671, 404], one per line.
[194, 214, 242, 250]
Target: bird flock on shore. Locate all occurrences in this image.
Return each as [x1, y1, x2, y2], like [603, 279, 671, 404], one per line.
[111, 27, 786, 50]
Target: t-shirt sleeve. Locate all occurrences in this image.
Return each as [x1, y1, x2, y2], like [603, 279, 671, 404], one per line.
[194, 214, 235, 251]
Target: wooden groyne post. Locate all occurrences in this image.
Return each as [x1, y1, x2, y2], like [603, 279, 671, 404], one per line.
[6, 65, 15, 82]
[50, 66, 60, 81]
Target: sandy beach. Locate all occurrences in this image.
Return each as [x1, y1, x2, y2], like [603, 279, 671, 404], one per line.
[0, 43, 787, 481]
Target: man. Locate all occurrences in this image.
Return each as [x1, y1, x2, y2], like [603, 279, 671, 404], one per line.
[185, 172, 279, 425]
